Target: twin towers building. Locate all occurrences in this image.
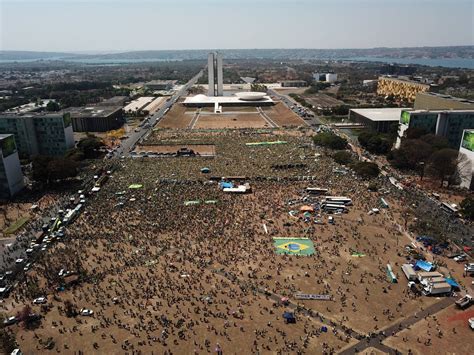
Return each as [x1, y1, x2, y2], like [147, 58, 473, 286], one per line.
[208, 52, 223, 97]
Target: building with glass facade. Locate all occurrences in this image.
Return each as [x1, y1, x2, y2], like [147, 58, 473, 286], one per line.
[396, 110, 474, 149]
[0, 134, 24, 199]
[0, 112, 74, 157]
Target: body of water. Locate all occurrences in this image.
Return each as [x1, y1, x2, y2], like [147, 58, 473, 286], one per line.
[345, 56, 473, 69]
[0, 56, 472, 69]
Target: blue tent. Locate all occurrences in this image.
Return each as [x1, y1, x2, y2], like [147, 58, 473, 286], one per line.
[415, 260, 434, 272]
[283, 312, 296, 324]
[445, 277, 460, 289]
[220, 182, 233, 189]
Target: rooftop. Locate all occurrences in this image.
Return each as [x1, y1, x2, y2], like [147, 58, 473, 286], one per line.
[0, 133, 13, 141]
[67, 106, 122, 118]
[417, 92, 474, 105]
[350, 107, 405, 121]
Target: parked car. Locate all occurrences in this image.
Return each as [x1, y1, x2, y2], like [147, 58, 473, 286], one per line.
[33, 297, 47, 304]
[80, 308, 94, 316]
[3, 316, 17, 326]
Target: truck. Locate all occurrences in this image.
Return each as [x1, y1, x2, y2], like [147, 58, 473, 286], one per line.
[422, 282, 451, 296]
[455, 295, 472, 309]
[402, 264, 417, 281]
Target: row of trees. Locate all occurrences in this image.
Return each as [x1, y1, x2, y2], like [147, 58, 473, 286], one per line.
[357, 127, 397, 154]
[388, 129, 466, 186]
[313, 132, 380, 179]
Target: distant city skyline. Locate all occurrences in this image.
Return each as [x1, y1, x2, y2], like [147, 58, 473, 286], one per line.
[1, 0, 473, 52]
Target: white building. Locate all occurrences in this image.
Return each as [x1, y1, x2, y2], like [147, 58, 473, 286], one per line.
[313, 73, 338, 83]
[458, 129, 474, 189]
[0, 134, 24, 199]
[208, 52, 223, 96]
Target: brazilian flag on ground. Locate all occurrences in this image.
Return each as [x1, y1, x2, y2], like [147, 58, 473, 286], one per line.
[273, 237, 315, 256]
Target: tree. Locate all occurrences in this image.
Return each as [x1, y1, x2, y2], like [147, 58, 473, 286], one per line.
[426, 148, 459, 186]
[405, 127, 428, 139]
[32, 156, 79, 184]
[389, 139, 434, 170]
[351, 161, 380, 179]
[77, 136, 104, 159]
[47, 158, 79, 181]
[333, 151, 353, 165]
[46, 101, 60, 112]
[313, 132, 347, 150]
[460, 197, 474, 220]
[420, 134, 449, 151]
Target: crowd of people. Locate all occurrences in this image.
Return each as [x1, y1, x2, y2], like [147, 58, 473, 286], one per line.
[2, 128, 470, 353]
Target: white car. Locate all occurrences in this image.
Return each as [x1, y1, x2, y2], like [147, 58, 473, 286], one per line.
[469, 317, 474, 330]
[33, 297, 47, 304]
[15, 258, 24, 264]
[80, 308, 94, 316]
[454, 254, 467, 262]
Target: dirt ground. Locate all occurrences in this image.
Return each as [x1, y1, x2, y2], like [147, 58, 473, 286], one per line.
[262, 103, 306, 127]
[157, 104, 194, 129]
[383, 304, 474, 354]
[135, 144, 216, 156]
[193, 113, 269, 129]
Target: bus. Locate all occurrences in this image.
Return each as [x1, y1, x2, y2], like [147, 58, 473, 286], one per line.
[441, 202, 458, 215]
[321, 203, 348, 213]
[306, 187, 329, 195]
[324, 196, 352, 206]
[50, 218, 62, 233]
[321, 199, 346, 206]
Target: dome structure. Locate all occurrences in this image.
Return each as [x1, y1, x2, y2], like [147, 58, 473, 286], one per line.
[235, 92, 267, 101]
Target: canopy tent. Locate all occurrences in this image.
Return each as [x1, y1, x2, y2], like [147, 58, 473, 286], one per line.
[219, 182, 233, 189]
[415, 260, 435, 272]
[445, 277, 460, 289]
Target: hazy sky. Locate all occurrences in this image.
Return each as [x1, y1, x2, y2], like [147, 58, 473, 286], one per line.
[1, 0, 473, 52]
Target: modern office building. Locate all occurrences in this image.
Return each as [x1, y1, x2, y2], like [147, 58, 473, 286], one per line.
[0, 112, 74, 157]
[458, 129, 474, 190]
[349, 108, 403, 133]
[68, 106, 124, 132]
[281, 80, 307, 88]
[0, 134, 24, 199]
[377, 77, 430, 102]
[396, 109, 474, 149]
[414, 92, 474, 110]
[313, 73, 338, 83]
[208, 52, 223, 96]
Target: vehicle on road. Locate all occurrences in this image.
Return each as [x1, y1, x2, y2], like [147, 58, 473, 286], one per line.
[469, 317, 474, 330]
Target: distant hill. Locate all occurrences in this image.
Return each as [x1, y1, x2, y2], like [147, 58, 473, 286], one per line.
[1, 46, 473, 62]
[0, 51, 76, 60]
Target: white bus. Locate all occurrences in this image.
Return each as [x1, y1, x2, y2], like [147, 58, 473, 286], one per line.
[324, 196, 352, 206]
[322, 204, 348, 213]
[441, 202, 457, 215]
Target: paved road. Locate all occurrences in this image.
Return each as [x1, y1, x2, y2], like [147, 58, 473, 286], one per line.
[113, 70, 203, 157]
[339, 297, 456, 354]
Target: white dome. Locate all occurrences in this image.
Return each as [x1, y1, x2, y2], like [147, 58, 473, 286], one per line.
[235, 92, 266, 101]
